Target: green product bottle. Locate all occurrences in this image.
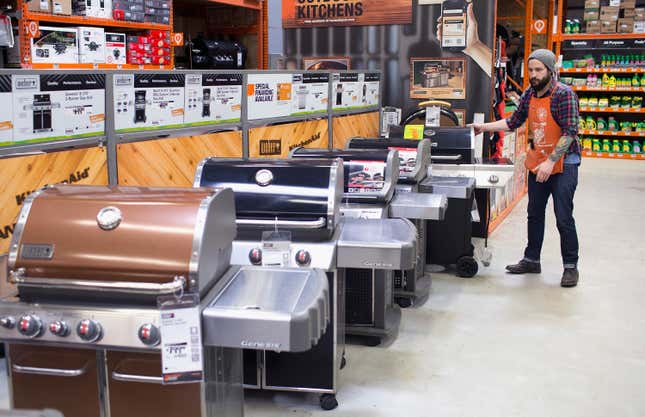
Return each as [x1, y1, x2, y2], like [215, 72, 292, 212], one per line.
[642, 75, 645, 87]
[609, 75, 617, 88]
[608, 117, 619, 131]
[564, 20, 571, 34]
[632, 73, 640, 87]
[612, 140, 621, 153]
[633, 96, 643, 109]
[586, 115, 597, 130]
[622, 140, 632, 154]
[597, 117, 607, 131]
[579, 118, 586, 130]
[633, 141, 642, 154]
[592, 139, 601, 152]
[602, 73, 610, 87]
[622, 96, 632, 110]
[602, 139, 611, 152]
[638, 122, 645, 133]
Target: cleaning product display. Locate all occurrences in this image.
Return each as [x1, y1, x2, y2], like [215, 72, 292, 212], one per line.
[580, 116, 645, 132]
[583, 137, 643, 154]
[561, 73, 644, 89]
[561, 54, 645, 70]
[578, 94, 643, 110]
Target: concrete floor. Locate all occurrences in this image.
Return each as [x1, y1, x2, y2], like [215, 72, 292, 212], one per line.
[1, 158, 644, 416]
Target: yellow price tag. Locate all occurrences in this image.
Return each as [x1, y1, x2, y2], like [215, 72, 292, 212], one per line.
[403, 125, 424, 140]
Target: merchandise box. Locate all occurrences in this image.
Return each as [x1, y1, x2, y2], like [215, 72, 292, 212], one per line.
[583, 9, 599, 21]
[105, 32, 126, 64]
[634, 20, 645, 33]
[0, 75, 13, 144]
[72, 0, 111, 17]
[585, 20, 601, 33]
[12, 74, 105, 144]
[184, 73, 242, 125]
[28, 0, 52, 13]
[52, 0, 72, 15]
[600, 6, 620, 20]
[623, 8, 635, 18]
[584, 0, 599, 7]
[621, 0, 636, 9]
[78, 27, 105, 64]
[635, 8, 645, 19]
[601, 20, 617, 32]
[31, 26, 78, 64]
[617, 17, 634, 32]
[113, 73, 185, 132]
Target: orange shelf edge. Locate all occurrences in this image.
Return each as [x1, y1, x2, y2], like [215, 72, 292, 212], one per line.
[560, 68, 645, 74]
[571, 86, 645, 93]
[579, 130, 645, 138]
[203, 0, 262, 10]
[582, 151, 645, 160]
[488, 189, 527, 235]
[579, 107, 645, 114]
[23, 63, 174, 70]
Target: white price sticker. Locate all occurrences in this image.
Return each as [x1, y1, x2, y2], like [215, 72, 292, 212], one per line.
[159, 294, 204, 384]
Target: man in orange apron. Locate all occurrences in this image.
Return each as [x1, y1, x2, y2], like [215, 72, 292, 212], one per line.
[471, 49, 581, 288]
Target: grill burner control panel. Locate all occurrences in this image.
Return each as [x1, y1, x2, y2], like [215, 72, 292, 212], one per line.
[233, 241, 336, 270]
[0, 303, 162, 350]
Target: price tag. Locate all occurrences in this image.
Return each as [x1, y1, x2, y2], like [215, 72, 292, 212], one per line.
[425, 106, 441, 127]
[358, 208, 383, 219]
[158, 293, 203, 385]
[261, 230, 292, 267]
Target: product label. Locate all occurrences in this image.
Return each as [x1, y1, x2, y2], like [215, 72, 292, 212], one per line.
[389, 146, 418, 175]
[290, 72, 329, 115]
[247, 73, 294, 120]
[184, 73, 242, 126]
[346, 160, 386, 193]
[332, 72, 373, 111]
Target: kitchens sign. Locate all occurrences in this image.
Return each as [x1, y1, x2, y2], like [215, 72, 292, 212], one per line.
[282, 0, 412, 28]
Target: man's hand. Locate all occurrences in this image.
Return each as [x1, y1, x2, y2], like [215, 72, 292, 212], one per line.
[469, 123, 485, 135]
[535, 159, 555, 183]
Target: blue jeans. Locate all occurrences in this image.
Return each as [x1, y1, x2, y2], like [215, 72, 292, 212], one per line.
[524, 163, 579, 268]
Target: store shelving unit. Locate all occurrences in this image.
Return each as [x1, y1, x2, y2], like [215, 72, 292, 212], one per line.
[552, 0, 644, 163]
[18, 0, 175, 69]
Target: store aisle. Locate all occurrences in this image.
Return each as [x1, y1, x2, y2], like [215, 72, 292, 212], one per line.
[244, 158, 645, 417]
[0, 158, 644, 417]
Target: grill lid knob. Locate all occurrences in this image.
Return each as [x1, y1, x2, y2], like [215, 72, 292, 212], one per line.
[249, 248, 262, 265]
[97, 206, 123, 231]
[138, 323, 160, 346]
[295, 249, 311, 266]
[0, 316, 15, 329]
[18, 314, 43, 338]
[77, 319, 102, 343]
[255, 169, 274, 186]
[49, 321, 70, 337]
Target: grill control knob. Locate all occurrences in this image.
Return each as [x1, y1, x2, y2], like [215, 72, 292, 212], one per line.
[295, 249, 311, 266]
[138, 323, 160, 346]
[18, 314, 43, 338]
[49, 321, 70, 337]
[249, 248, 262, 265]
[0, 316, 15, 329]
[77, 319, 102, 343]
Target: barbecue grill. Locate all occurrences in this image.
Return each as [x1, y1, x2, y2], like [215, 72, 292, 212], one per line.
[0, 184, 330, 417]
[290, 148, 446, 343]
[194, 158, 417, 409]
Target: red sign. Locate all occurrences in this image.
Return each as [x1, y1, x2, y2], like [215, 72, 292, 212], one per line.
[282, 0, 412, 28]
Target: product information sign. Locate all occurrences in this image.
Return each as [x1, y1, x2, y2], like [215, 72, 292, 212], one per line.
[114, 73, 185, 133]
[247, 73, 294, 120]
[9, 74, 105, 146]
[346, 159, 386, 193]
[291, 72, 329, 115]
[184, 73, 242, 126]
[389, 146, 417, 175]
[0, 75, 13, 144]
[332, 72, 379, 111]
[282, 0, 412, 28]
[363, 73, 380, 107]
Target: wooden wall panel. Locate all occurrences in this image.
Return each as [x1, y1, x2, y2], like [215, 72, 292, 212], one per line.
[332, 112, 379, 149]
[249, 119, 329, 158]
[117, 131, 243, 187]
[0, 147, 108, 254]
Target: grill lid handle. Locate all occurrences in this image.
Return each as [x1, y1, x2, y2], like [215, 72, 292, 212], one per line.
[236, 217, 326, 230]
[12, 363, 89, 377]
[112, 371, 164, 384]
[431, 155, 463, 161]
[9, 269, 186, 296]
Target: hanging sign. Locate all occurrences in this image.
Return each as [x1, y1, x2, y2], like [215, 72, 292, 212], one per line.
[531, 19, 546, 34]
[282, 0, 412, 28]
[171, 33, 184, 47]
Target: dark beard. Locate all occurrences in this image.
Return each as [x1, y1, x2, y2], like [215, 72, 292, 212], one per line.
[530, 73, 552, 91]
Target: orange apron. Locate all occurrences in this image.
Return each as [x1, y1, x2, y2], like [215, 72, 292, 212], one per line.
[524, 94, 564, 175]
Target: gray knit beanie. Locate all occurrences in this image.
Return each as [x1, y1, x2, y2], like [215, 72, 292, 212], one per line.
[528, 49, 556, 74]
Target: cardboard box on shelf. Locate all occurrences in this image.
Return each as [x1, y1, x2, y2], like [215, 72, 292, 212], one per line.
[105, 32, 126, 65]
[31, 26, 78, 64]
[584, 8, 599, 20]
[28, 0, 51, 13]
[585, 20, 601, 33]
[623, 8, 635, 18]
[601, 20, 617, 32]
[634, 20, 645, 33]
[621, 0, 636, 9]
[600, 6, 620, 20]
[585, 0, 600, 7]
[617, 17, 634, 33]
[635, 7, 645, 19]
[78, 27, 105, 64]
[52, 0, 71, 15]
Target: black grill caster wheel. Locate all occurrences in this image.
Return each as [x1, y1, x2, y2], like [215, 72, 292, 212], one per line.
[340, 355, 347, 369]
[320, 394, 338, 410]
[456, 256, 478, 278]
[395, 297, 412, 308]
[365, 336, 381, 347]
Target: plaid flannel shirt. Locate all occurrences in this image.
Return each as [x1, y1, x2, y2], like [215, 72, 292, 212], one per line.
[506, 81, 581, 156]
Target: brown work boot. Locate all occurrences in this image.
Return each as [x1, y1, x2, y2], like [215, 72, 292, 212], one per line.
[561, 268, 579, 288]
[505, 259, 541, 274]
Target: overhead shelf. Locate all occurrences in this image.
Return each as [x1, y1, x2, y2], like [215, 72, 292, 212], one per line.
[22, 11, 171, 30]
[582, 151, 645, 160]
[570, 86, 645, 93]
[26, 63, 174, 70]
[579, 107, 645, 114]
[579, 130, 645, 138]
